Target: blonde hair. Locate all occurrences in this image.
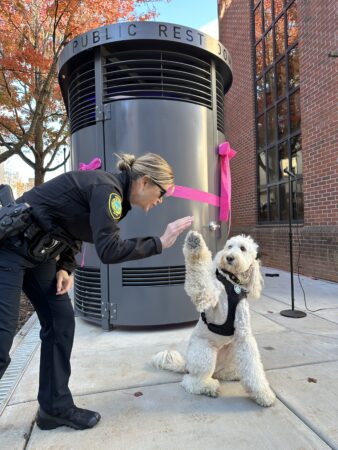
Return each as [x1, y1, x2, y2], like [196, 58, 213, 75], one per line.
[115, 153, 174, 187]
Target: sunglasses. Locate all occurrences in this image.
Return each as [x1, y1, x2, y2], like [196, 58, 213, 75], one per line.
[151, 180, 175, 198]
[151, 179, 167, 198]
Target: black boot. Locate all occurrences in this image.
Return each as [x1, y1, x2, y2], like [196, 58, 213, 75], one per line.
[36, 406, 101, 430]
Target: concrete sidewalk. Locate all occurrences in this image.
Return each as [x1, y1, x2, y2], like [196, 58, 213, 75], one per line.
[1, 268, 338, 450]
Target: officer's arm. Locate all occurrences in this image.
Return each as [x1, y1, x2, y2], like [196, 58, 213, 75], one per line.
[89, 184, 162, 264]
[56, 246, 78, 274]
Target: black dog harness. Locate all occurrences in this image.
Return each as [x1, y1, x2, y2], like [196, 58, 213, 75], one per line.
[201, 269, 247, 336]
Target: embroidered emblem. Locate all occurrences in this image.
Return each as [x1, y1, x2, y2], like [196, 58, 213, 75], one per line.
[108, 193, 122, 220]
[234, 284, 241, 294]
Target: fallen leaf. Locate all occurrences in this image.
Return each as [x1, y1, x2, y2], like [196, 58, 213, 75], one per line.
[307, 377, 317, 383]
[134, 391, 143, 397]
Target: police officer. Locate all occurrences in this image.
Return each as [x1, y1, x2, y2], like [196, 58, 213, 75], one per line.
[0, 152, 193, 430]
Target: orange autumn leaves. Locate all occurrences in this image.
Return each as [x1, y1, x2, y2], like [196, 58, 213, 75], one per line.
[0, 0, 168, 182]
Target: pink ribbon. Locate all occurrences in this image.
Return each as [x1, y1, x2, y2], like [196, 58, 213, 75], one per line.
[78, 142, 235, 248]
[170, 142, 236, 221]
[80, 243, 87, 268]
[169, 185, 220, 207]
[79, 157, 102, 171]
[218, 142, 236, 221]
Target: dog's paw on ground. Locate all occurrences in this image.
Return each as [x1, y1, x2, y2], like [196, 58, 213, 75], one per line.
[200, 379, 220, 397]
[253, 389, 276, 407]
[181, 375, 220, 398]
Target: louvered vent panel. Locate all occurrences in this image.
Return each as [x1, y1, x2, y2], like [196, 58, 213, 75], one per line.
[74, 268, 101, 319]
[103, 50, 212, 109]
[216, 71, 225, 133]
[68, 61, 96, 134]
[122, 265, 186, 286]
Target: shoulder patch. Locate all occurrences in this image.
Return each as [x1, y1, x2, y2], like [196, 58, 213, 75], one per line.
[108, 193, 122, 220]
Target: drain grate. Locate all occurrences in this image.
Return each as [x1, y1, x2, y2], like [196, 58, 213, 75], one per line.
[0, 315, 40, 416]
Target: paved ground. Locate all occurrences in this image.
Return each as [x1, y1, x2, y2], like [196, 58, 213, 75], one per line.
[1, 267, 338, 450]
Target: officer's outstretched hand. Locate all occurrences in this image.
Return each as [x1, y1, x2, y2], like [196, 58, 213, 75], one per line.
[56, 270, 74, 296]
[160, 216, 194, 250]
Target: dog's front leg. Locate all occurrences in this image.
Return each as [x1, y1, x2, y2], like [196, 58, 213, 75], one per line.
[183, 231, 220, 312]
[234, 301, 276, 407]
[181, 337, 220, 397]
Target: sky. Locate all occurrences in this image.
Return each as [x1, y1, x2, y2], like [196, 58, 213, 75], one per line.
[3, 0, 218, 182]
[139, 0, 218, 31]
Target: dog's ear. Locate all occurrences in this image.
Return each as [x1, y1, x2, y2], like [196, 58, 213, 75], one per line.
[246, 259, 263, 299]
[256, 246, 262, 260]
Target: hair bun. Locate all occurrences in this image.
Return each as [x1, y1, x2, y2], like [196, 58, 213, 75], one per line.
[116, 153, 136, 171]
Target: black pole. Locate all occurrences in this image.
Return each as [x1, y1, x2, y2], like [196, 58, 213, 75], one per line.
[288, 170, 295, 309]
[280, 168, 306, 318]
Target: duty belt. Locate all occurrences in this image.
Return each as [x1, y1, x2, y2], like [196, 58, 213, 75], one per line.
[23, 222, 66, 259]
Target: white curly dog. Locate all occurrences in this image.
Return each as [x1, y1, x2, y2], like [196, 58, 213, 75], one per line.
[152, 231, 275, 407]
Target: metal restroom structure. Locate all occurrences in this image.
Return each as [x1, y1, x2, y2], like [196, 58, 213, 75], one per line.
[57, 21, 232, 330]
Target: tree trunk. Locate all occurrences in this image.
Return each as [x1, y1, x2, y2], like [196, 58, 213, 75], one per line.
[34, 119, 45, 186]
[34, 161, 44, 186]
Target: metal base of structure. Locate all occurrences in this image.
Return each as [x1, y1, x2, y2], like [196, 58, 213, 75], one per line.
[280, 309, 307, 318]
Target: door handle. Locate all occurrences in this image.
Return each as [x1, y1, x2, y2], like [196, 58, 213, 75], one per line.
[208, 221, 220, 231]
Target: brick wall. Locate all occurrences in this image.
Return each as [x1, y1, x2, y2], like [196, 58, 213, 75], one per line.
[298, 0, 338, 226]
[219, 0, 338, 282]
[219, 0, 257, 228]
[230, 225, 338, 283]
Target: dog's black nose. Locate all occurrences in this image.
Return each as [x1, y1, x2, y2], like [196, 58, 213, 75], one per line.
[226, 256, 234, 263]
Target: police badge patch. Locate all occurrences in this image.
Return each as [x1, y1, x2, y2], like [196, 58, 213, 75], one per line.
[108, 193, 122, 220]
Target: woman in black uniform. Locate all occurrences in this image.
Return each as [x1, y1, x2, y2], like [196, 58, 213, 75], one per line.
[0, 152, 193, 430]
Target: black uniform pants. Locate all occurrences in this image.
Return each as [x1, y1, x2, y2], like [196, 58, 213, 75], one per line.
[0, 241, 75, 415]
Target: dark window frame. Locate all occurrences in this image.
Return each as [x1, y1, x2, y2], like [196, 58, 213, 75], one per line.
[252, 0, 303, 225]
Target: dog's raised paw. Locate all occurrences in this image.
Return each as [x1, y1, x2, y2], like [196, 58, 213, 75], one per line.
[185, 231, 203, 250]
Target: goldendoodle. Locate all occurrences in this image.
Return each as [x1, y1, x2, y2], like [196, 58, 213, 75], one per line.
[152, 231, 275, 407]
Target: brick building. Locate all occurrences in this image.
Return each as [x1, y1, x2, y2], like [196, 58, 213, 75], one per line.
[218, 0, 337, 282]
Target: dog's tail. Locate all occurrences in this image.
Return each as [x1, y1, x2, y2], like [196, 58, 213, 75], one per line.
[152, 350, 187, 373]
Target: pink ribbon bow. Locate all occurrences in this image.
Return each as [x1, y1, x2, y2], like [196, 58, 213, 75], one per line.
[169, 142, 236, 222]
[79, 157, 102, 171]
[218, 142, 236, 221]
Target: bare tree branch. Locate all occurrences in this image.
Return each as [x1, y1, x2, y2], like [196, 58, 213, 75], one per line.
[45, 150, 70, 172]
[43, 118, 68, 156]
[17, 150, 35, 169]
[0, 147, 18, 164]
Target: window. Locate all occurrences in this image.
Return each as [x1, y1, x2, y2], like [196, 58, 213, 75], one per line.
[253, 0, 302, 223]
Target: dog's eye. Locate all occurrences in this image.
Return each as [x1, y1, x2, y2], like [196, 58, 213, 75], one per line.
[228, 245, 232, 249]
[240, 246, 246, 252]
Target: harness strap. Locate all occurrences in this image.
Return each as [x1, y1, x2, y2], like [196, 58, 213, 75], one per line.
[200, 270, 246, 336]
[216, 268, 242, 287]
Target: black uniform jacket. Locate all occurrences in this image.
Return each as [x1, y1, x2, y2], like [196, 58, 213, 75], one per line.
[17, 170, 162, 274]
